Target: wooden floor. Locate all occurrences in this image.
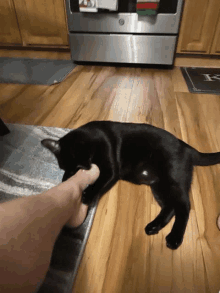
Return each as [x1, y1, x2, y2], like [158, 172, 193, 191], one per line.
[0, 49, 220, 293]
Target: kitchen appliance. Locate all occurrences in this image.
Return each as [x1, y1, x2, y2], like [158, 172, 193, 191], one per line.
[65, 0, 184, 66]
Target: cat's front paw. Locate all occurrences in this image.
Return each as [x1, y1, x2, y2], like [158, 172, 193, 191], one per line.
[166, 233, 183, 250]
[82, 192, 93, 205]
[145, 222, 160, 235]
[81, 185, 95, 205]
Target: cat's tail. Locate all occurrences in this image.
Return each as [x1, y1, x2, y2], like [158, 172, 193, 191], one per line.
[193, 151, 220, 166]
[185, 142, 220, 166]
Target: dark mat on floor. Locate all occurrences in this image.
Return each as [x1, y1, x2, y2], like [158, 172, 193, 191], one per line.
[181, 67, 220, 94]
[0, 123, 99, 293]
[0, 57, 76, 85]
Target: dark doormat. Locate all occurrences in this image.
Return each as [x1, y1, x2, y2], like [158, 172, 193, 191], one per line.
[0, 57, 76, 85]
[181, 67, 220, 94]
[0, 123, 99, 293]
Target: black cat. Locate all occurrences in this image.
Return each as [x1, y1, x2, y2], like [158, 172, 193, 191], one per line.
[41, 121, 220, 250]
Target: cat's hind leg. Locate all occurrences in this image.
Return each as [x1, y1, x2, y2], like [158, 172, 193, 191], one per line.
[145, 183, 175, 235]
[146, 183, 191, 250]
[165, 186, 190, 250]
[145, 206, 175, 235]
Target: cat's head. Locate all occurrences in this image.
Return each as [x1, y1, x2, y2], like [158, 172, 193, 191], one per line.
[41, 137, 93, 181]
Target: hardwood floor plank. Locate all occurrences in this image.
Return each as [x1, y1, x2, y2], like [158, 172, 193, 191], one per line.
[171, 67, 189, 93]
[0, 84, 48, 122]
[176, 93, 220, 292]
[41, 66, 116, 128]
[152, 70, 182, 137]
[0, 84, 27, 107]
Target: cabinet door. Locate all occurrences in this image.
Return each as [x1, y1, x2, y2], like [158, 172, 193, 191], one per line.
[177, 0, 220, 54]
[0, 0, 22, 44]
[210, 12, 220, 54]
[13, 0, 69, 46]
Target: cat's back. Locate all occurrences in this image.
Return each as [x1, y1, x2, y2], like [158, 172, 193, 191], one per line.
[71, 121, 178, 148]
[82, 120, 156, 134]
[96, 121, 175, 142]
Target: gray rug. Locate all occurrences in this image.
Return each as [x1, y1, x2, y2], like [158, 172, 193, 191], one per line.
[0, 57, 76, 85]
[0, 123, 99, 293]
[181, 67, 220, 94]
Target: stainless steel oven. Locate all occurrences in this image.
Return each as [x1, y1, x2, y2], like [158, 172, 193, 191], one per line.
[65, 0, 184, 65]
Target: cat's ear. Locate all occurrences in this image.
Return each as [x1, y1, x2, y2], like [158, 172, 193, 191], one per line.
[41, 139, 61, 154]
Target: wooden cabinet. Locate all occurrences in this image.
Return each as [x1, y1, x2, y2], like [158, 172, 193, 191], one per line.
[210, 15, 220, 54]
[177, 0, 220, 55]
[14, 0, 68, 46]
[0, 1, 22, 45]
[0, 0, 69, 47]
